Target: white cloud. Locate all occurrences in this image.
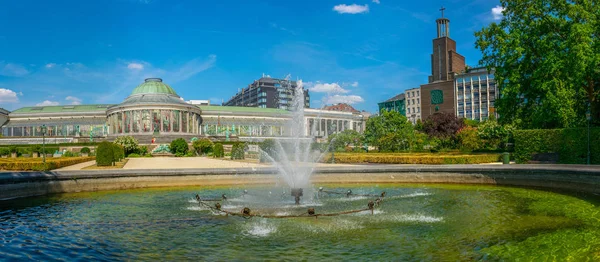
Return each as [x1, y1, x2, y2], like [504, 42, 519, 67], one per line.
[350, 81, 359, 87]
[310, 83, 349, 93]
[0, 62, 29, 77]
[45, 63, 57, 69]
[325, 95, 364, 104]
[36, 100, 60, 106]
[65, 96, 82, 105]
[492, 5, 505, 20]
[127, 63, 144, 70]
[372, 0, 380, 4]
[0, 88, 19, 103]
[333, 4, 369, 14]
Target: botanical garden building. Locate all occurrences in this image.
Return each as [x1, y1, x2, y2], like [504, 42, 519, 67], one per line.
[0, 78, 366, 144]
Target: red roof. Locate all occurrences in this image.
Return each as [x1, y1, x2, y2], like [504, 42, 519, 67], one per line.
[322, 103, 360, 113]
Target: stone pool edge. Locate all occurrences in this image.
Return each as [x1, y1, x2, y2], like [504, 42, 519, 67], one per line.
[1, 164, 600, 200]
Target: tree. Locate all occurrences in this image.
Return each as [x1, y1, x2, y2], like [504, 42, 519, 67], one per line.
[328, 130, 363, 152]
[477, 118, 515, 150]
[422, 112, 464, 139]
[457, 126, 481, 152]
[364, 110, 415, 151]
[475, 0, 600, 128]
[113, 136, 139, 156]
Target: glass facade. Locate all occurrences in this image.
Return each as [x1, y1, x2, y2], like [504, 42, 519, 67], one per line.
[455, 69, 498, 121]
[107, 109, 201, 135]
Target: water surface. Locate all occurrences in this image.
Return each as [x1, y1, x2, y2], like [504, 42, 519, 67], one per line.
[1, 184, 599, 261]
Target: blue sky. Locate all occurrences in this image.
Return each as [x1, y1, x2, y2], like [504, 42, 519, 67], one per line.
[0, 0, 503, 112]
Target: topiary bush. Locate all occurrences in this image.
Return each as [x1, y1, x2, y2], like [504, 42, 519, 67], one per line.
[193, 138, 213, 156]
[96, 141, 114, 166]
[112, 143, 125, 163]
[31, 145, 42, 154]
[62, 151, 75, 157]
[213, 143, 224, 158]
[114, 136, 139, 156]
[170, 138, 188, 156]
[230, 142, 246, 160]
[80, 147, 91, 154]
[513, 128, 600, 164]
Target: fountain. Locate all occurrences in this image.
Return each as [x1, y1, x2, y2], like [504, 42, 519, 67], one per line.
[258, 76, 325, 205]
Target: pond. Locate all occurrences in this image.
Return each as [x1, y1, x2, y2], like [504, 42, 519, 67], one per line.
[1, 184, 599, 260]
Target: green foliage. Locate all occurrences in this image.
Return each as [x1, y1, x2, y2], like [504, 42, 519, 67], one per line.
[259, 139, 277, 162]
[477, 119, 514, 150]
[328, 130, 363, 152]
[0, 148, 9, 156]
[513, 128, 600, 164]
[96, 141, 114, 166]
[127, 153, 141, 158]
[457, 126, 481, 152]
[113, 136, 139, 156]
[169, 138, 188, 156]
[112, 143, 124, 162]
[62, 151, 75, 157]
[8, 146, 18, 153]
[80, 147, 91, 154]
[463, 119, 480, 127]
[475, 0, 600, 128]
[30, 145, 42, 153]
[190, 137, 198, 142]
[213, 143, 224, 158]
[138, 145, 148, 156]
[230, 142, 246, 160]
[365, 110, 416, 152]
[193, 138, 213, 155]
[0, 156, 96, 171]
[185, 151, 195, 157]
[324, 152, 501, 164]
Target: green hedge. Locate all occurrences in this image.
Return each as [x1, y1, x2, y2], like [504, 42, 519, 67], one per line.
[230, 142, 246, 160]
[513, 128, 600, 164]
[213, 143, 224, 158]
[323, 152, 501, 164]
[96, 141, 114, 166]
[0, 157, 96, 171]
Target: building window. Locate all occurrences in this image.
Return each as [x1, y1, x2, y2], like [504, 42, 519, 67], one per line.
[407, 108, 411, 114]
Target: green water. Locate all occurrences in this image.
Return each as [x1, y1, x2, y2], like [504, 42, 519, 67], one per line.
[1, 184, 600, 261]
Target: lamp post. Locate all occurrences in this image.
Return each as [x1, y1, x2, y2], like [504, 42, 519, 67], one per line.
[587, 104, 591, 165]
[41, 124, 47, 164]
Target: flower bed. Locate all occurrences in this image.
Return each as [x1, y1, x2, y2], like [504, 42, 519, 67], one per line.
[322, 153, 501, 164]
[0, 157, 96, 171]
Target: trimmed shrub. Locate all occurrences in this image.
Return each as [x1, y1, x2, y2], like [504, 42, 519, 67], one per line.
[128, 153, 141, 158]
[193, 138, 213, 155]
[170, 138, 188, 156]
[80, 147, 91, 154]
[213, 143, 224, 158]
[114, 136, 139, 156]
[513, 128, 600, 164]
[96, 141, 114, 166]
[0, 156, 96, 171]
[322, 152, 501, 164]
[231, 142, 246, 160]
[457, 126, 481, 152]
[8, 146, 18, 153]
[113, 144, 125, 162]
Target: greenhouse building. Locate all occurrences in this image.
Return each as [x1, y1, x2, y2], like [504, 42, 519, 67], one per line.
[0, 78, 366, 144]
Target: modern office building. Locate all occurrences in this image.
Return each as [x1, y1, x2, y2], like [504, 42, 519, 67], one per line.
[404, 87, 421, 124]
[420, 10, 466, 118]
[455, 67, 497, 120]
[0, 78, 364, 144]
[377, 93, 406, 115]
[223, 75, 310, 110]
